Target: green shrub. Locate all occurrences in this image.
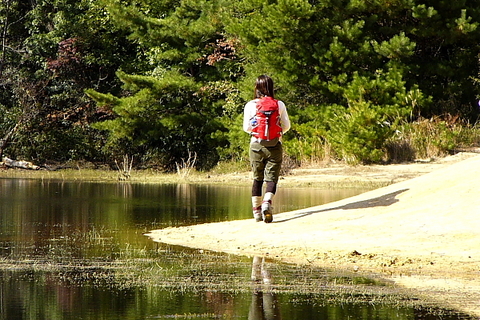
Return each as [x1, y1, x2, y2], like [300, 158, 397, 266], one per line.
[326, 102, 393, 164]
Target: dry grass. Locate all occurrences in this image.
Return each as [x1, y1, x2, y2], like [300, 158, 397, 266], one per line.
[387, 116, 480, 162]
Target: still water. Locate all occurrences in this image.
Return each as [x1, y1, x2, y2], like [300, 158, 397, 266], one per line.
[0, 179, 474, 320]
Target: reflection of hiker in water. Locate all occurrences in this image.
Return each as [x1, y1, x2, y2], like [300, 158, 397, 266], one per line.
[249, 256, 282, 320]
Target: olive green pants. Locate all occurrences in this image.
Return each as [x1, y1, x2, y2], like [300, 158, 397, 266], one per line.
[249, 141, 283, 183]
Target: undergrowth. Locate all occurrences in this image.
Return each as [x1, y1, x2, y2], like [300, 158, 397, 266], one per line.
[386, 116, 480, 163]
[283, 116, 480, 166]
[2, 118, 479, 181]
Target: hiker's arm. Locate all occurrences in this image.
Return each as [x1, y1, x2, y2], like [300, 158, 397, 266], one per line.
[243, 101, 256, 133]
[279, 101, 291, 133]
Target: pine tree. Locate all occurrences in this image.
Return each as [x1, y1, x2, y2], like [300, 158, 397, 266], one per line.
[228, 0, 480, 163]
[87, 0, 240, 170]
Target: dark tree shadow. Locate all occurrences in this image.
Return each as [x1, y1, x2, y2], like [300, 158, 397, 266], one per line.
[274, 189, 409, 223]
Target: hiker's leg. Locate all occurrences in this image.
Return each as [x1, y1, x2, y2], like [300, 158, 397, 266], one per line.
[251, 180, 263, 221]
[262, 143, 282, 222]
[250, 145, 266, 221]
[263, 181, 277, 202]
[263, 143, 283, 192]
[250, 145, 266, 182]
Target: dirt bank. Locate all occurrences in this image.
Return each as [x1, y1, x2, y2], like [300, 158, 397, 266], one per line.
[146, 152, 480, 317]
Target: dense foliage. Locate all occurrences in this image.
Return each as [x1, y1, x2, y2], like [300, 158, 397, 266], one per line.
[1, 0, 480, 168]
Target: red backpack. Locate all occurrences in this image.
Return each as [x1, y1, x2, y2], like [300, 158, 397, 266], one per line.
[251, 97, 283, 146]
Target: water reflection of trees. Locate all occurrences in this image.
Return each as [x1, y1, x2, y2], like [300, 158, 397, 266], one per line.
[0, 180, 136, 259]
[176, 183, 198, 219]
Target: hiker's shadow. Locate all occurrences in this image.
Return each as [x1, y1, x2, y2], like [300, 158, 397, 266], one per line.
[274, 188, 408, 223]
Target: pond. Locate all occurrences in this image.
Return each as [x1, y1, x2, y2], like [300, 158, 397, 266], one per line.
[0, 178, 475, 320]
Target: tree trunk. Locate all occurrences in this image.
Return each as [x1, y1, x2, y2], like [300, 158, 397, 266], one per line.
[2, 157, 39, 170]
[0, 122, 19, 160]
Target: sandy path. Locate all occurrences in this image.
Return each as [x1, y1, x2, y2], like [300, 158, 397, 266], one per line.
[146, 153, 480, 317]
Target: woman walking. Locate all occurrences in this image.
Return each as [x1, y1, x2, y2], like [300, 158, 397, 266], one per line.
[243, 75, 291, 223]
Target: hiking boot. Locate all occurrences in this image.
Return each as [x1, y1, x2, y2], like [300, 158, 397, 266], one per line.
[261, 200, 273, 223]
[253, 206, 262, 222]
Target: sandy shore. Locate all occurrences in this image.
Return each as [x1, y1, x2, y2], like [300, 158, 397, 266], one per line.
[146, 152, 480, 317]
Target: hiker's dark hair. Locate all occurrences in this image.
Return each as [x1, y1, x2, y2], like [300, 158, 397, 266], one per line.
[254, 75, 275, 99]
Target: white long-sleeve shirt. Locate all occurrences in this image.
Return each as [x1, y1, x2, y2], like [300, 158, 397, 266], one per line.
[243, 98, 291, 142]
